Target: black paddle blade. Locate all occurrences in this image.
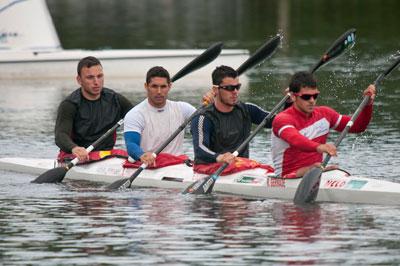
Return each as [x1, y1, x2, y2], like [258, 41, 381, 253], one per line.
[171, 42, 223, 82]
[236, 34, 282, 76]
[311, 28, 356, 73]
[182, 175, 216, 194]
[293, 167, 323, 205]
[106, 178, 131, 190]
[31, 166, 68, 184]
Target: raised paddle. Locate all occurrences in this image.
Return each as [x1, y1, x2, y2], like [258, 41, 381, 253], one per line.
[183, 28, 356, 195]
[171, 42, 223, 82]
[31, 42, 224, 184]
[294, 55, 400, 205]
[106, 34, 282, 190]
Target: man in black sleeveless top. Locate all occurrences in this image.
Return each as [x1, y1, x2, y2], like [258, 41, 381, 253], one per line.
[55, 56, 132, 162]
[191, 65, 273, 165]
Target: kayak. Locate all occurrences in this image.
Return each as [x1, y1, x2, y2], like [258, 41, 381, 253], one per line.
[1, 156, 400, 205]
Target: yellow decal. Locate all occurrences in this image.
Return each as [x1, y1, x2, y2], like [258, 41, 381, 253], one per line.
[99, 150, 112, 158]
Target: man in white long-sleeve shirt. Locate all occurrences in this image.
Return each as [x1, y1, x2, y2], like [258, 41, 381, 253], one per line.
[124, 66, 212, 166]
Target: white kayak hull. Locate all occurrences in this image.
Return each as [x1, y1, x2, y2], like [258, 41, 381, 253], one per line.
[1, 157, 400, 205]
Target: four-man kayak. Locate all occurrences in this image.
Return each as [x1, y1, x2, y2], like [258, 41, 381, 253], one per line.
[1, 157, 400, 205]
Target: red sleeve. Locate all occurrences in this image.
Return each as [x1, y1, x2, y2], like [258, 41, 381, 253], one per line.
[272, 113, 289, 136]
[272, 113, 320, 152]
[333, 104, 373, 133]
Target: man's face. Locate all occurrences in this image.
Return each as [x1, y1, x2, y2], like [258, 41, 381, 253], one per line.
[292, 87, 320, 115]
[215, 76, 241, 107]
[77, 65, 104, 100]
[145, 76, 171, 108]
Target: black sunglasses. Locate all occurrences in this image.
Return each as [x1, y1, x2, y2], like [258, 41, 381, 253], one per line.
[294, 92, 319, 101]
[218, 83, 241, 91]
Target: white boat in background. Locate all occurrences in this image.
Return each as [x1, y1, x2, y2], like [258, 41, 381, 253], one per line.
[1, 156, 400, 205]
[0, 0, 249, 80]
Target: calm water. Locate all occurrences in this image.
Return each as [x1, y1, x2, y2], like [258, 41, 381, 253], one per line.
[1, 0, 400, 265]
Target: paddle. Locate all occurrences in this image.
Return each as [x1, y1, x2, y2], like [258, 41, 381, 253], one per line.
[183, 28, 356, 195]
[294, 55, 400, 204]
[106, 35, 282, 190]
[31, 42, 224, 184]
[31, 119, 124, 183]
[171, 42, 223, 82]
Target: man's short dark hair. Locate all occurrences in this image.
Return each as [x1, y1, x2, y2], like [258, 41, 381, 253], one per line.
[146, 66, 171, 84]
[289, 71, 317, 93]
[77, 56, 102, 76]
[212, 65, 238, 85]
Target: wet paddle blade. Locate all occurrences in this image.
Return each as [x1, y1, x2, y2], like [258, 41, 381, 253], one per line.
[236, 34, 281, 75]
[311, 28, 356, 73]
[107, 166, 145, 190]
[106, 178, 131, 190]
[182, 175, 216, 194]
[171, 42, 223, 82]
[293, 167, 323, 205]
[31, 167, 68, 183]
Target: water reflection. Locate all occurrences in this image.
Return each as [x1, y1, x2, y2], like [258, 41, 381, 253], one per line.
[1, 184, 400, 265]
[271, 203, 323, 242]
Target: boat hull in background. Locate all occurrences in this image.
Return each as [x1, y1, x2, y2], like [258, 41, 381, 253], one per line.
[0, 0, 249, 80]
[0, 49, 249, 80]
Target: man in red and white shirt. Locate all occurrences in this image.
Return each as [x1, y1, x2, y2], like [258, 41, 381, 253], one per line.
[271, 71, 376, 178]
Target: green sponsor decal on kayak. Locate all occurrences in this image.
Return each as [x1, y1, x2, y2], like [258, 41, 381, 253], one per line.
[346, 179, 368, 189]
[237, 176, 256, 183]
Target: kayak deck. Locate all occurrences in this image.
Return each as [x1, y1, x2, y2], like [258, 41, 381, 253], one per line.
[1, 157, 400, 205]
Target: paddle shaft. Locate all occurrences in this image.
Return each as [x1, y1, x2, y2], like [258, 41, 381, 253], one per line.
[229, 44, 329, 156]
[126, 105, 207, 184]
[205, 93, 289, 180]
[321, 57, 400, 168]
[64, 119, 124, 169]
[30, 118, 124, 183]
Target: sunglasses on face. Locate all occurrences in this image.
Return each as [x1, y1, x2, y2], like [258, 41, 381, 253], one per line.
[218, 83, 241, 91]
[294, 92, 319, 101]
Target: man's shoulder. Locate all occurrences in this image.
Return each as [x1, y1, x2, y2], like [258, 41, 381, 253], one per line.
[314, 105, 337, 116]
[273, 107, 296, 125]
[167, 99, 192, 107]
[242, 101, 268, 113]
[102, 87, 117, 94]
[166, 100, 195, 112]
[101, 87, 123, 100]
[315, 105, 335, 111]
[62, 88, 81, 104]
[124, 101, 146, 127]
[242, 101, 260, 108]
[126, 99, 147, 114]
[276, 106, 294, 118]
